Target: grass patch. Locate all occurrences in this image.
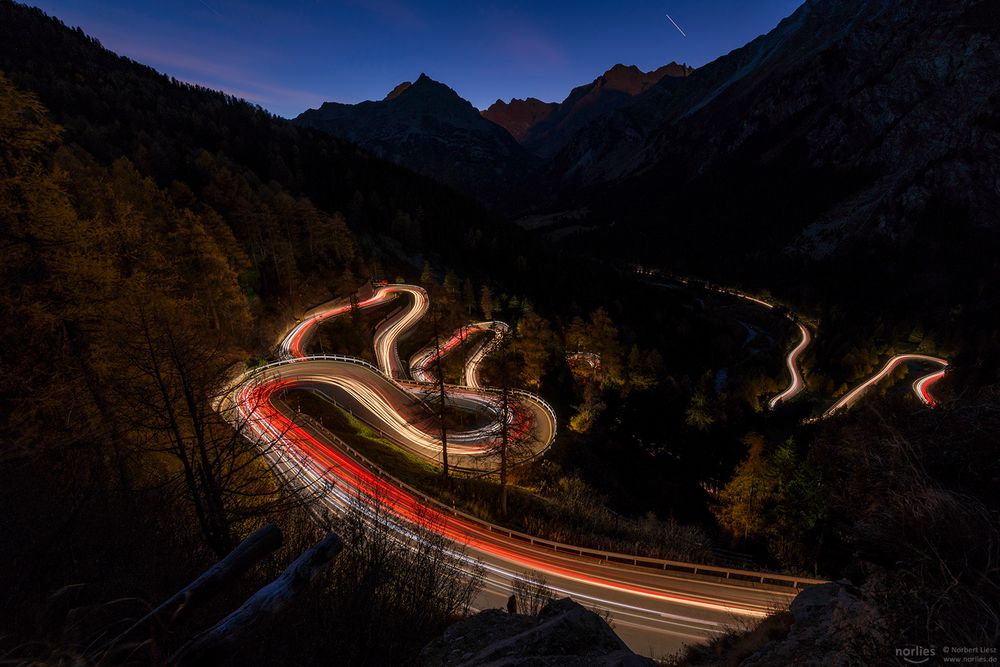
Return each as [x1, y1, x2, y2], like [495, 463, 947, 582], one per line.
[288, 389, 546, 525]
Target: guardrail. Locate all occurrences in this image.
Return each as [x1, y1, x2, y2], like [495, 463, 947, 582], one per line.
[247, 354, 386, 379]
[289, 410, 826, 592]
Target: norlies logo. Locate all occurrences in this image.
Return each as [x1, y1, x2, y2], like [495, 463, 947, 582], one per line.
[896, 645, 936, 664]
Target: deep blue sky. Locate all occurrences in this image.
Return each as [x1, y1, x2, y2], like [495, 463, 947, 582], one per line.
[30, 0, 803, 118]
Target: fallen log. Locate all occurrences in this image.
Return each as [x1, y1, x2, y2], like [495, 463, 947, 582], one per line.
[172, 531, 344, 667]
[107, 523, 283, 651]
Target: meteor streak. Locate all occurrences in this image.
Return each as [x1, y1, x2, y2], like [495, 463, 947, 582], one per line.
[666, 13, 687, 37]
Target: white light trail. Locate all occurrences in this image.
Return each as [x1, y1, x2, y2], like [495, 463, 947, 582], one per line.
[824, 354, 948, 418]
[768, 322, 811, 409]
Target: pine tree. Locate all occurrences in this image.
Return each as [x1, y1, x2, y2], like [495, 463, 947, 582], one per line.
[479, 285, 494, 319]
[516, 310, 554, 389]
[714, 434, 778, 541]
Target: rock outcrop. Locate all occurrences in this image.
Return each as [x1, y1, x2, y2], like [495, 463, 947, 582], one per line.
[421, 597, 655, 666]
[742, 581, 887, 666]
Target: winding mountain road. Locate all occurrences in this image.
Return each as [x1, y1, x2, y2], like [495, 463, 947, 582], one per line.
[225, 278, 949, 657]
[767, 322, 811, 410]
[224, 283, 820, 657]
[276, 285, 552, 470]
[408, 320, 510, 388]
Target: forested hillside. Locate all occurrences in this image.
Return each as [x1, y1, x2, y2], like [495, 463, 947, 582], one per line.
[0, 5, 676, 663]
[0, 1, 575, 308]
[0, 3, 513, 663]
[0, 60, 485, 664]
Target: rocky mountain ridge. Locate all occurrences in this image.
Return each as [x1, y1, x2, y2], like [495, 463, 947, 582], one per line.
[294, 74, 537, 201]
[481, 96, 556, 143]
[483, 62, 693, 158]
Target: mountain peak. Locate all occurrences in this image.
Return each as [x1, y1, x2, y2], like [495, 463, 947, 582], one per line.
[403, 73, 465, 102]
[603, 63, 641, 76]
[294, 72, 535, 202]
[597, 62, 688, 95]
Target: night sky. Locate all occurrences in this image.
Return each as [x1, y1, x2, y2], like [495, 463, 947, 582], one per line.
[29, 0, 804, 118]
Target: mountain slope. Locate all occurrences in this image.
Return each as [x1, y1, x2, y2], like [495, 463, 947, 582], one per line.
[484, 62, 692, 159]
[295, 75, 537, 201]
[546, 0, 1000, 251]
[0, 1, 572, 302]
[508, 0, 1000, 360]
[528, 0, 999, 327]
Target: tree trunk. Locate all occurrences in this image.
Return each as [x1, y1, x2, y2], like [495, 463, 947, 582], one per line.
[434, 327, 450, 478]
[500, 383, 509, 517]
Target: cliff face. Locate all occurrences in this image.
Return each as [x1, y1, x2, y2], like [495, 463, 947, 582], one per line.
[420, 598, 655, 666]
[295, 74, 537, 202]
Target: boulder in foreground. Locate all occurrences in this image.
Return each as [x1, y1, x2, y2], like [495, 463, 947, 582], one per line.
[421, 597, 655, 666]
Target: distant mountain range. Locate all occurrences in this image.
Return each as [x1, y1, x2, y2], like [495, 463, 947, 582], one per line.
[294, 63, 692, 200]
[296, 0, 999, 342]
[483, 62, 692, 158]
[297, 0, 998, 263]
[539, 0, 1000, 261]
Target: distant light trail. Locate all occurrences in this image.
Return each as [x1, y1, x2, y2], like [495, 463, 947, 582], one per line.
[824, 354, 949, 418]
[648, 273, 950, 416]
[768, 322, 811, 409]
[666, 14, 687, 37]
[913, 369, 946, 407]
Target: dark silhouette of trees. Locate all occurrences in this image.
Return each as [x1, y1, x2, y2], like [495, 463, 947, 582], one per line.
[483, 340, 540, 516]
